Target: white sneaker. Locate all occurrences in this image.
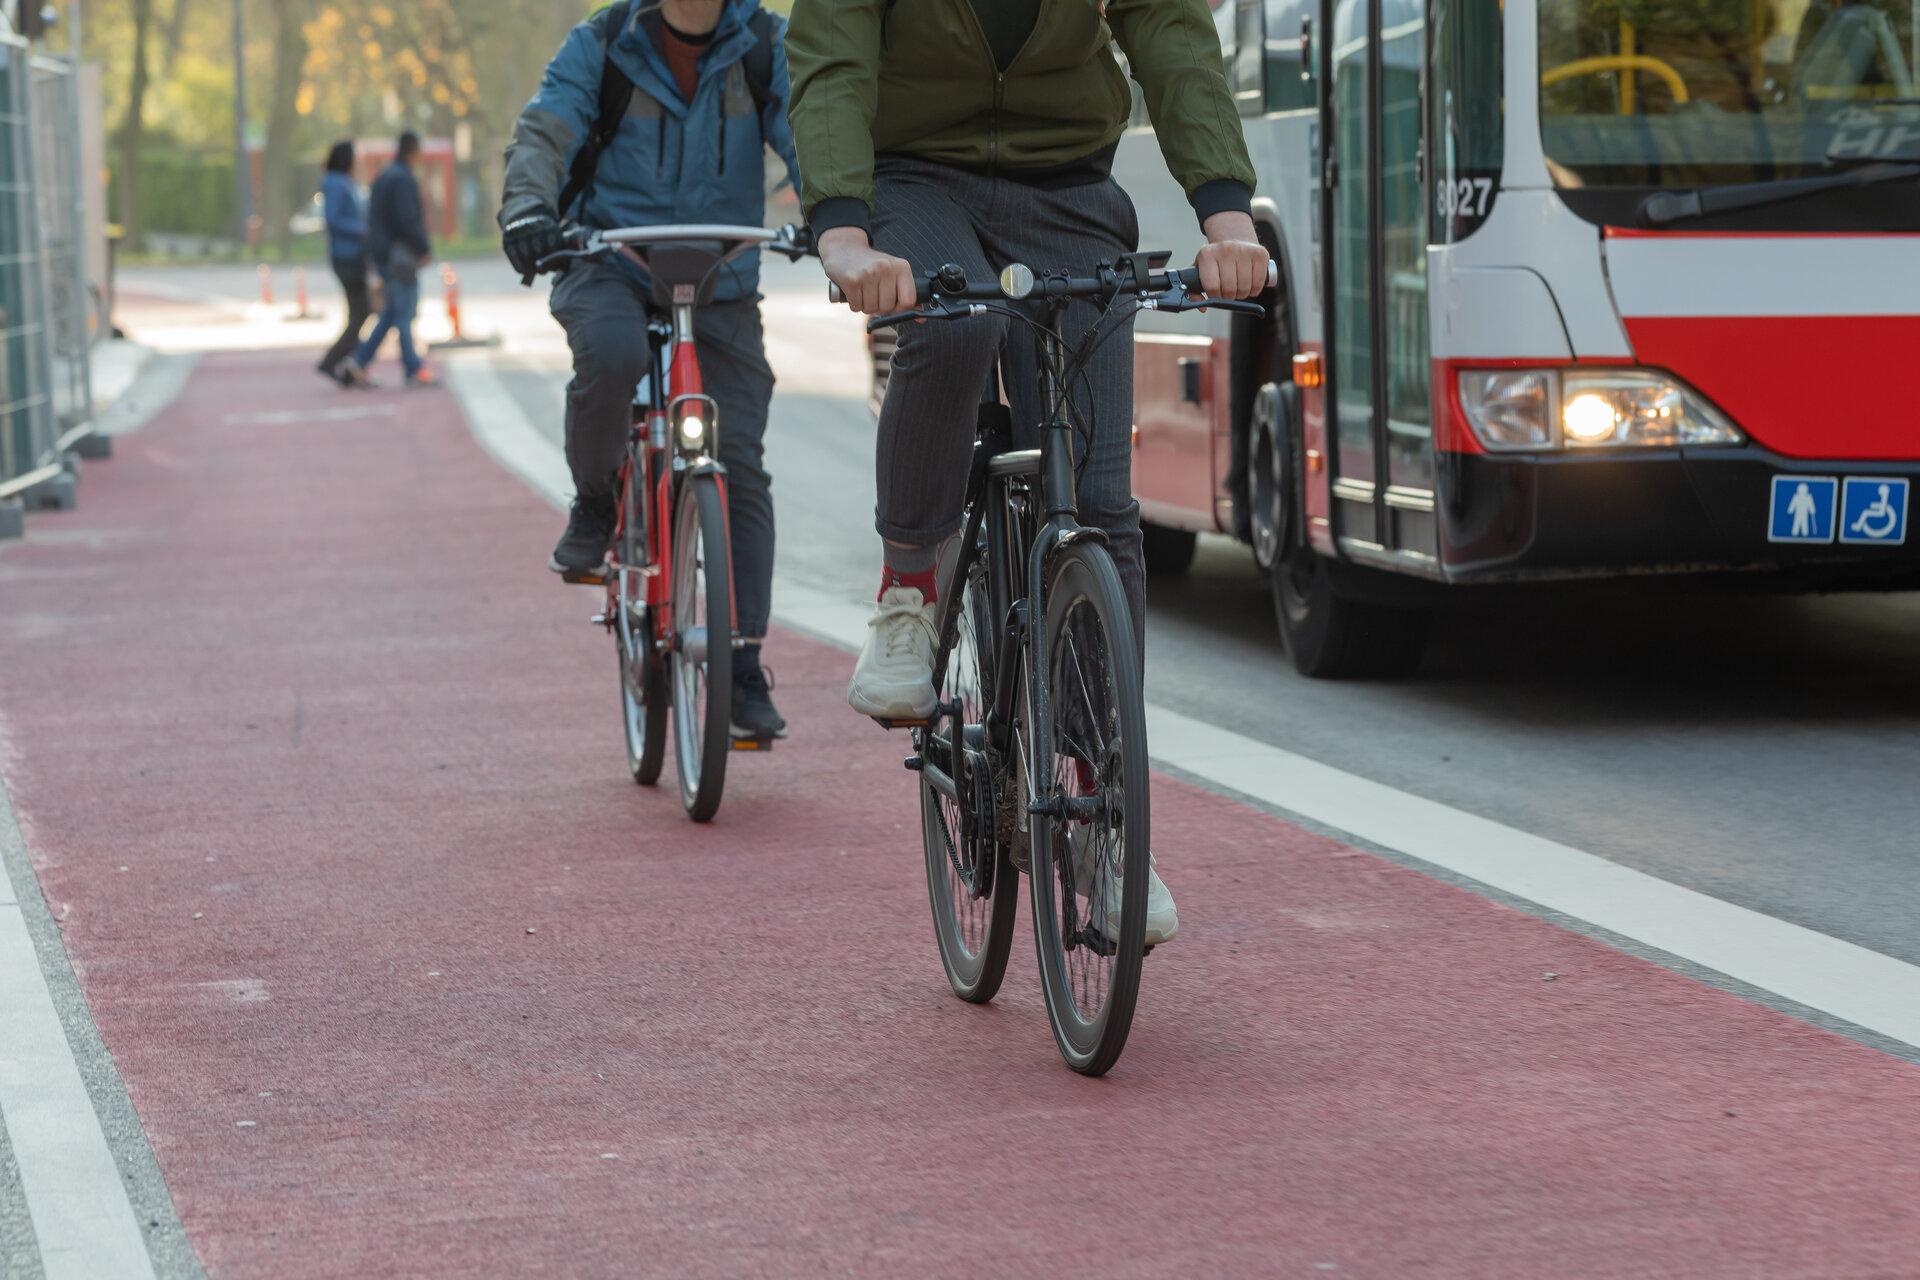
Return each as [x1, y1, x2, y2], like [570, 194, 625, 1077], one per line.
[847, 587, 939, 720]
[1072, 824, 1180, 945]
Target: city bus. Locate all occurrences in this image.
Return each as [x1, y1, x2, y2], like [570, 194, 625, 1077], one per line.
[1113, 0, 1920, 675]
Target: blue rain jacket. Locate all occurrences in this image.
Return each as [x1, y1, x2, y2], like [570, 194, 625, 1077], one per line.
[500, 0, 801, 301]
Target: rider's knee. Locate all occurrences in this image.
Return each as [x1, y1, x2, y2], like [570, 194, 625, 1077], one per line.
[570, 322, 648, 391]
[893, 309, 1008, 374]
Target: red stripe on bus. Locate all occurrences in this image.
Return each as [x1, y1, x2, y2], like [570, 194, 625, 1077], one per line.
[1624, 315, 1920, 461]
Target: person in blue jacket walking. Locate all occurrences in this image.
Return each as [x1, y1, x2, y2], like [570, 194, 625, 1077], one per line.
[317, 141, 371, 385]
[499, 0, 800, 740]
[345, 131, 437, 388]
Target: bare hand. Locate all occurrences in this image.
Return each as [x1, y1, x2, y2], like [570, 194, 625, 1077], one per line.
[818, 227, 917, 315]
[1196, 212, 1269, 300]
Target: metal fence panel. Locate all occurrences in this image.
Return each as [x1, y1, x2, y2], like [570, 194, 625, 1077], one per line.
[30, 54, 90, 436]
[0, 34, 57, 496]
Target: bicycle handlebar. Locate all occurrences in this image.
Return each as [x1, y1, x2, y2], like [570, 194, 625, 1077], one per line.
[831, 258, 1277, 330]
[826, 259, 1276, 309]
[522, 223, 816, 286]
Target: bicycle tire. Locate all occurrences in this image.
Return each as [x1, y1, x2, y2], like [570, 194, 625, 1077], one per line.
[616, 567, 668, 785]
[671, 473, 733, 822]
[921, 553, 1019, 1003]
[1026, 541, 1150, 1076]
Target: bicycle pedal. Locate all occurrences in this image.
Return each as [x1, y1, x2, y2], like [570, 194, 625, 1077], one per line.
[729, 733, 775, 752]
[871, 716, 930, 731]
[561, 568, 609, 587]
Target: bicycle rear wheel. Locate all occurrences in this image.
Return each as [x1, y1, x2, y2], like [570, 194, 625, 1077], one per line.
[670, 473, 733, 822]
[1027, 541, 1150, 1076]
[922, 553, 1019, 1003]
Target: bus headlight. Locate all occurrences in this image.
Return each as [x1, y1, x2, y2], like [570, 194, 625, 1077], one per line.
[1458, 370, 1554, 448]
[1458, 368, 1744, 451]
[1558, 371, 1743, 448]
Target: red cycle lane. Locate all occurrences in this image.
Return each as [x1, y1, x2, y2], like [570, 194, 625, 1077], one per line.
[2, 348, 1918, 1278]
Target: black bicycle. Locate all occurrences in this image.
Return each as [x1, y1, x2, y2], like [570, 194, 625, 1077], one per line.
[842, 252, 1271, 1074]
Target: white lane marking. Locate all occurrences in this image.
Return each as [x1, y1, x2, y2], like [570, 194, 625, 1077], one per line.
[222, 404, 398, 428]
[448, 357, 1920, 1052]
[448, 354, 575, 503]
[0, 885, 158, 1280]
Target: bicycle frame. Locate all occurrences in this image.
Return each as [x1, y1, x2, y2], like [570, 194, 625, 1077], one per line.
[609, 279, 730, 648]
[926, 297, 1105, 853]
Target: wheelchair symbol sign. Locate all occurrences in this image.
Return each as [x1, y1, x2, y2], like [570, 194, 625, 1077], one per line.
[1840, 477, 1909, 546]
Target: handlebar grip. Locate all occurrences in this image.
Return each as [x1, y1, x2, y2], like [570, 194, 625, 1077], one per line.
[1170, 260, 1279, 292]
[827, 281, 845, 305]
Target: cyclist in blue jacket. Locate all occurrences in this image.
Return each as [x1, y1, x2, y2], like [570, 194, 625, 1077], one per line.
[501, 0, 801, 740]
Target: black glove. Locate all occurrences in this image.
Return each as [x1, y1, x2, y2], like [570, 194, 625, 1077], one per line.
[503, 213, 569, 280]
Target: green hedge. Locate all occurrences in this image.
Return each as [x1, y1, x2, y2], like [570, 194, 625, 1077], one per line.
[108, 149, 235, 239]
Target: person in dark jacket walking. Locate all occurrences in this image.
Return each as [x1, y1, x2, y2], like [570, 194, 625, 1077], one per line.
[317, 141, 372, 385]
[344, 131, 437, 388]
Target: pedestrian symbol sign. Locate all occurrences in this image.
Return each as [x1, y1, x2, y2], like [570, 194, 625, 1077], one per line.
[1840, 476, 1908, 546]
[1769, 475, 1836, 543]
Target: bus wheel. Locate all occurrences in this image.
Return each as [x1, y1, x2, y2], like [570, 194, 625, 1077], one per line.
[1247, 381, 1297, 573]
[1253, 382, 1426, 678]
[1141, 523, 1198, 575]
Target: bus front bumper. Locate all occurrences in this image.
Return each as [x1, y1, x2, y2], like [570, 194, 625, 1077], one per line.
[1437, 448, 1920, 587]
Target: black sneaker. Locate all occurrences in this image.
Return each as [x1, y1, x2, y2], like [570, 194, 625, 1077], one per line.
[549, 494, 617, 581]
[731, 663, 788, 739]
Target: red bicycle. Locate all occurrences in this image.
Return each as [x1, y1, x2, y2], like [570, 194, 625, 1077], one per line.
[538, 223, 812, 822]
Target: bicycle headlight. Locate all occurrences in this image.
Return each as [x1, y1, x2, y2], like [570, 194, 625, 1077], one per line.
[1458, 368, 1744, 451]
[671, 397, 714, 451]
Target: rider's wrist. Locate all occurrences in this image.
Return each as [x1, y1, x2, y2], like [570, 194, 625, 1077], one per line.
[1201, 209, 1259, 246]
[808, 196, 872, 240]
[1191, 180, 1254, 230]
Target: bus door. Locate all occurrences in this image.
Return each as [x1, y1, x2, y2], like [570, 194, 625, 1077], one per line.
[1320, 0, 1438, 569]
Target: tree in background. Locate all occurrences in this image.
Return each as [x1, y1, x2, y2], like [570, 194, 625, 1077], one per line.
[117, 0, 156, 245]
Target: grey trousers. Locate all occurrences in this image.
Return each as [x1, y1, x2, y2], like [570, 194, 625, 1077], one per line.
[870, 155, 1146, 651]
[552, 260, 777, 640]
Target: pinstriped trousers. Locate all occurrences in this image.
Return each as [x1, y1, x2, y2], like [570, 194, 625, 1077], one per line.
[870, 155, 1146, 654]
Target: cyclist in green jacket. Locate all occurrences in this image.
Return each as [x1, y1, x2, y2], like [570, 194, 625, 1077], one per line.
[788, 0, 1268, 945]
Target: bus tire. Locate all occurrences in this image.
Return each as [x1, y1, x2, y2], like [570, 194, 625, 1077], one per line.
[1273, 548, 1428, 679]
[1253, 382, 1427, 678]
[1141, 522, 1198, 575]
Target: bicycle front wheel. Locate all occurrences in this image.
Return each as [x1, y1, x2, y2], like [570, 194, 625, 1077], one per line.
[616, 566, 667, 786]
[922, 552, 1019, 1003]
[1027, 541, 1150, 1076]
[670, 473, 733, 822]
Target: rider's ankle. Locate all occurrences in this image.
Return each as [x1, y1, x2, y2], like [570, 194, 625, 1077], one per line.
[881, 541, 939, 603]
[879, 565, 937, 603]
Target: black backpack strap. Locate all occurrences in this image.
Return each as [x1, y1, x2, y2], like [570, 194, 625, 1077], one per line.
[557, 1, 636, 220]
[741, 8, 779, 115]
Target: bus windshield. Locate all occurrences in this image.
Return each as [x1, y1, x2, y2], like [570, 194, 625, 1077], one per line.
[1540, 0, 1920, 187]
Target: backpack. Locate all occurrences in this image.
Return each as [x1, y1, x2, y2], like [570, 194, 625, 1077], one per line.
[558, 1, 781, 219]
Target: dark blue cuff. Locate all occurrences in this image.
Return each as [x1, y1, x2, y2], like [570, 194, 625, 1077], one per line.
[1190, 179, 1254, 227]
[808, 196, 871, 238]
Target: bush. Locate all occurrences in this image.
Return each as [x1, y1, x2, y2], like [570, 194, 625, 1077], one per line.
[108, 149, 235, 239]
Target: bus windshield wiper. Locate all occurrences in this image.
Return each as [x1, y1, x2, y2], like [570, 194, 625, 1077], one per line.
[1638, 160, 1920, 227]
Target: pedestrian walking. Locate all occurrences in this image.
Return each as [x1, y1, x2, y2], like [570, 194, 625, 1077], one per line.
[316, 141, 373, 386]
[342, 131, 438, 388]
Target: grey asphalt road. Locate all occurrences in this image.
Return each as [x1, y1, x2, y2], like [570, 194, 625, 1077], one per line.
[123, 256, 1920, 973]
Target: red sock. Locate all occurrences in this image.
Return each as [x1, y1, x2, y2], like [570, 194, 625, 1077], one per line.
[879, 565, 938, 603]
